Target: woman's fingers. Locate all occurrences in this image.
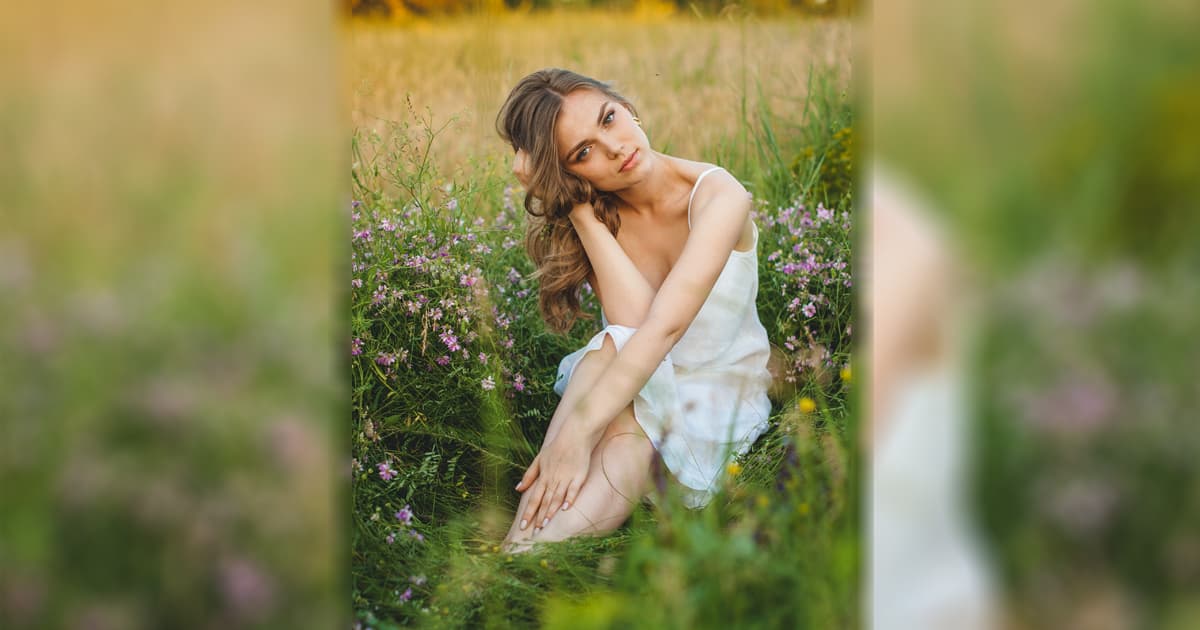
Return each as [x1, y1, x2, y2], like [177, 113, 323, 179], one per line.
[512, 149, 532, 190]
[534, 482, 561, 531]
[543, 483, 568, 526]
[562, 478, 581, 512]
[516, 455, 540, 491]
[520, 482, 547, 530]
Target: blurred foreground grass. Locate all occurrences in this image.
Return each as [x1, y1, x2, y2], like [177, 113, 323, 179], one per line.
[874, 1, 1200, 627]
[1, 1, 344, 627]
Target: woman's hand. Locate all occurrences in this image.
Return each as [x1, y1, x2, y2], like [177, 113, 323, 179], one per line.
[516, 431, 593, 533]
[512, 148, 533, 192]
[568, 201, 602, 227]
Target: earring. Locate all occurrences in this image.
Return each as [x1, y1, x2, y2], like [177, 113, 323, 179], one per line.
[632, 116, 642, 127]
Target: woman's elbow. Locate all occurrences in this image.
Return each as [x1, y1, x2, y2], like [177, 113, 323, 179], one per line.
[603, 301, 653, 329]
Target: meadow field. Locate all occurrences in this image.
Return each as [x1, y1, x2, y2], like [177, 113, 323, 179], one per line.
[346, 11, 857, 628]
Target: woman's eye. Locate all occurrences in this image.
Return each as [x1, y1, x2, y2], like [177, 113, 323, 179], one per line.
[576, 146, 590, 161]
[604, 110, 615, 125]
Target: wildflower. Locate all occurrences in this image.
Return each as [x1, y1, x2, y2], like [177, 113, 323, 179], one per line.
[439, 330, 461, 352]
[798, 397, 817, 414]
[375, 353, 395, 366]
[409, 530, 424, 542]
[481, 376, 495, 391]
[351, 338, 363, 356]
[459, 274, 478, 287]
[377, 461, 397, 481]
[372, 287, 388, 306]
[756, 494, 770, 509]
[410, 575, 427, 586]
[399, 587, 413, 603]
[354, 229, 372, 242]
[435, 355, 450, 367]
[840, 365, 852, 383]
[385, 533, 396, 544]
[787, 297, 802, 312]
[726, 462, 743, 476]
[513, 373, 526, 393]
[802, 302, 817, 318]
[352, 278, 363, 289]
[395, 505, 413, 525]
[817, 205, 834, 222]
[478, 352, 488, 365]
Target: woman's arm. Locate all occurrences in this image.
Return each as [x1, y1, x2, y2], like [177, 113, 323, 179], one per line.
[522, 170, 752, 527]
[570, 203, 656, 327]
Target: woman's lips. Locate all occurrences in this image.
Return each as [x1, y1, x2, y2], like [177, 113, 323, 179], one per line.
[619, 149, 639, 173]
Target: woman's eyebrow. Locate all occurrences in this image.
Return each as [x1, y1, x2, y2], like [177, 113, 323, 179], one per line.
[563, 100, 612, 160]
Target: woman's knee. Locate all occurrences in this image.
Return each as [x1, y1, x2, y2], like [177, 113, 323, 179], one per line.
[593, 407, 654, 497]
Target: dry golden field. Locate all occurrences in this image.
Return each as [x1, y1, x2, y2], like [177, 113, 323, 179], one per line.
[343, 12, 852, 172]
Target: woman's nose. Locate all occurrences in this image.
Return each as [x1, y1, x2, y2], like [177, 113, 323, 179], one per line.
[601, 136, 624, 157]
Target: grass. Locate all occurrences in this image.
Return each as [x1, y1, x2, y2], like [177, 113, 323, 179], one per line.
[347, 12, 856, 629]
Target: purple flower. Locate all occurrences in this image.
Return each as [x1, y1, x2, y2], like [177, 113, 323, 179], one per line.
[439, 330, 461, 352]
[435, 355, 450, 367]
[802, 303, 817, 318]
[507, 268, 522, 284]
[354, 229, 372, 242]
[377, 461, 397, 481]
[481, 376, 495, 391]
[513, 373, 526, 393]
[352, 278, 363, 289]
[478, 353, 488, 365]
[376, 353, 396, 366]
[395, 505, 413, 525]
[399, 587, 413, 603]
[385, 533, 396, 544]
[817, 205, 834, 222]
[351, 338, 363, 356]
[459, 274, 478, 287]
[409, 530, 424, 542]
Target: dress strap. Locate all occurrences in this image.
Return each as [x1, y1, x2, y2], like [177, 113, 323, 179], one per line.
[687, 166, 725, 230]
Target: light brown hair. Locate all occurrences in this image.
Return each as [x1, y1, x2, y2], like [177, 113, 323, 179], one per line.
[495, 68, 638, 334]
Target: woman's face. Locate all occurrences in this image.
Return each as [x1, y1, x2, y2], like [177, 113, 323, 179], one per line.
[553, 88, 648, 192]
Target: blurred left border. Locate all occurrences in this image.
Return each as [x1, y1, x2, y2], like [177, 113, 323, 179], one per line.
[0, 1, 346, 627]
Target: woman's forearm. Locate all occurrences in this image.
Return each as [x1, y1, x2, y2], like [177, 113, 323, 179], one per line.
[571, 211, 656, 326]
[568, 318, 682, 444]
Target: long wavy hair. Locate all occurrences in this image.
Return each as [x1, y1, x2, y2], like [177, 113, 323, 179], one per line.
[495, 68, 638, 334]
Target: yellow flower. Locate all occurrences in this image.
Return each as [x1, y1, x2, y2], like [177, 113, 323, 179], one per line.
[840, 365, 852, 383]
[755, 494, 770, 509]
[491, 545, 500, 553]
[539, 559, 549, 569]
[799, 397, 817, 414]
[726, 462, 743, 477]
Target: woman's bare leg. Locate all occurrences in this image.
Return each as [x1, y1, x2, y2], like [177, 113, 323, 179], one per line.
[503, 333, 651, 548]
[527, 403, 655, 542]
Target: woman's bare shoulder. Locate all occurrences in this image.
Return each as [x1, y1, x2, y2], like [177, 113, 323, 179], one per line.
[656, 153, 722, 185]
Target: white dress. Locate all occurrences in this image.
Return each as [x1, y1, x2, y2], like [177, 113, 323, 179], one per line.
[553, 167, 774, 509]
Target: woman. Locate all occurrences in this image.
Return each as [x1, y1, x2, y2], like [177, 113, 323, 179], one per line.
[496, 68, 773, 551]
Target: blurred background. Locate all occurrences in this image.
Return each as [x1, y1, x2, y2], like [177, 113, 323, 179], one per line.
[872, 0, 1200, 628]
[4, 0, 1198, 627]
[1, 1, 343, 628]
